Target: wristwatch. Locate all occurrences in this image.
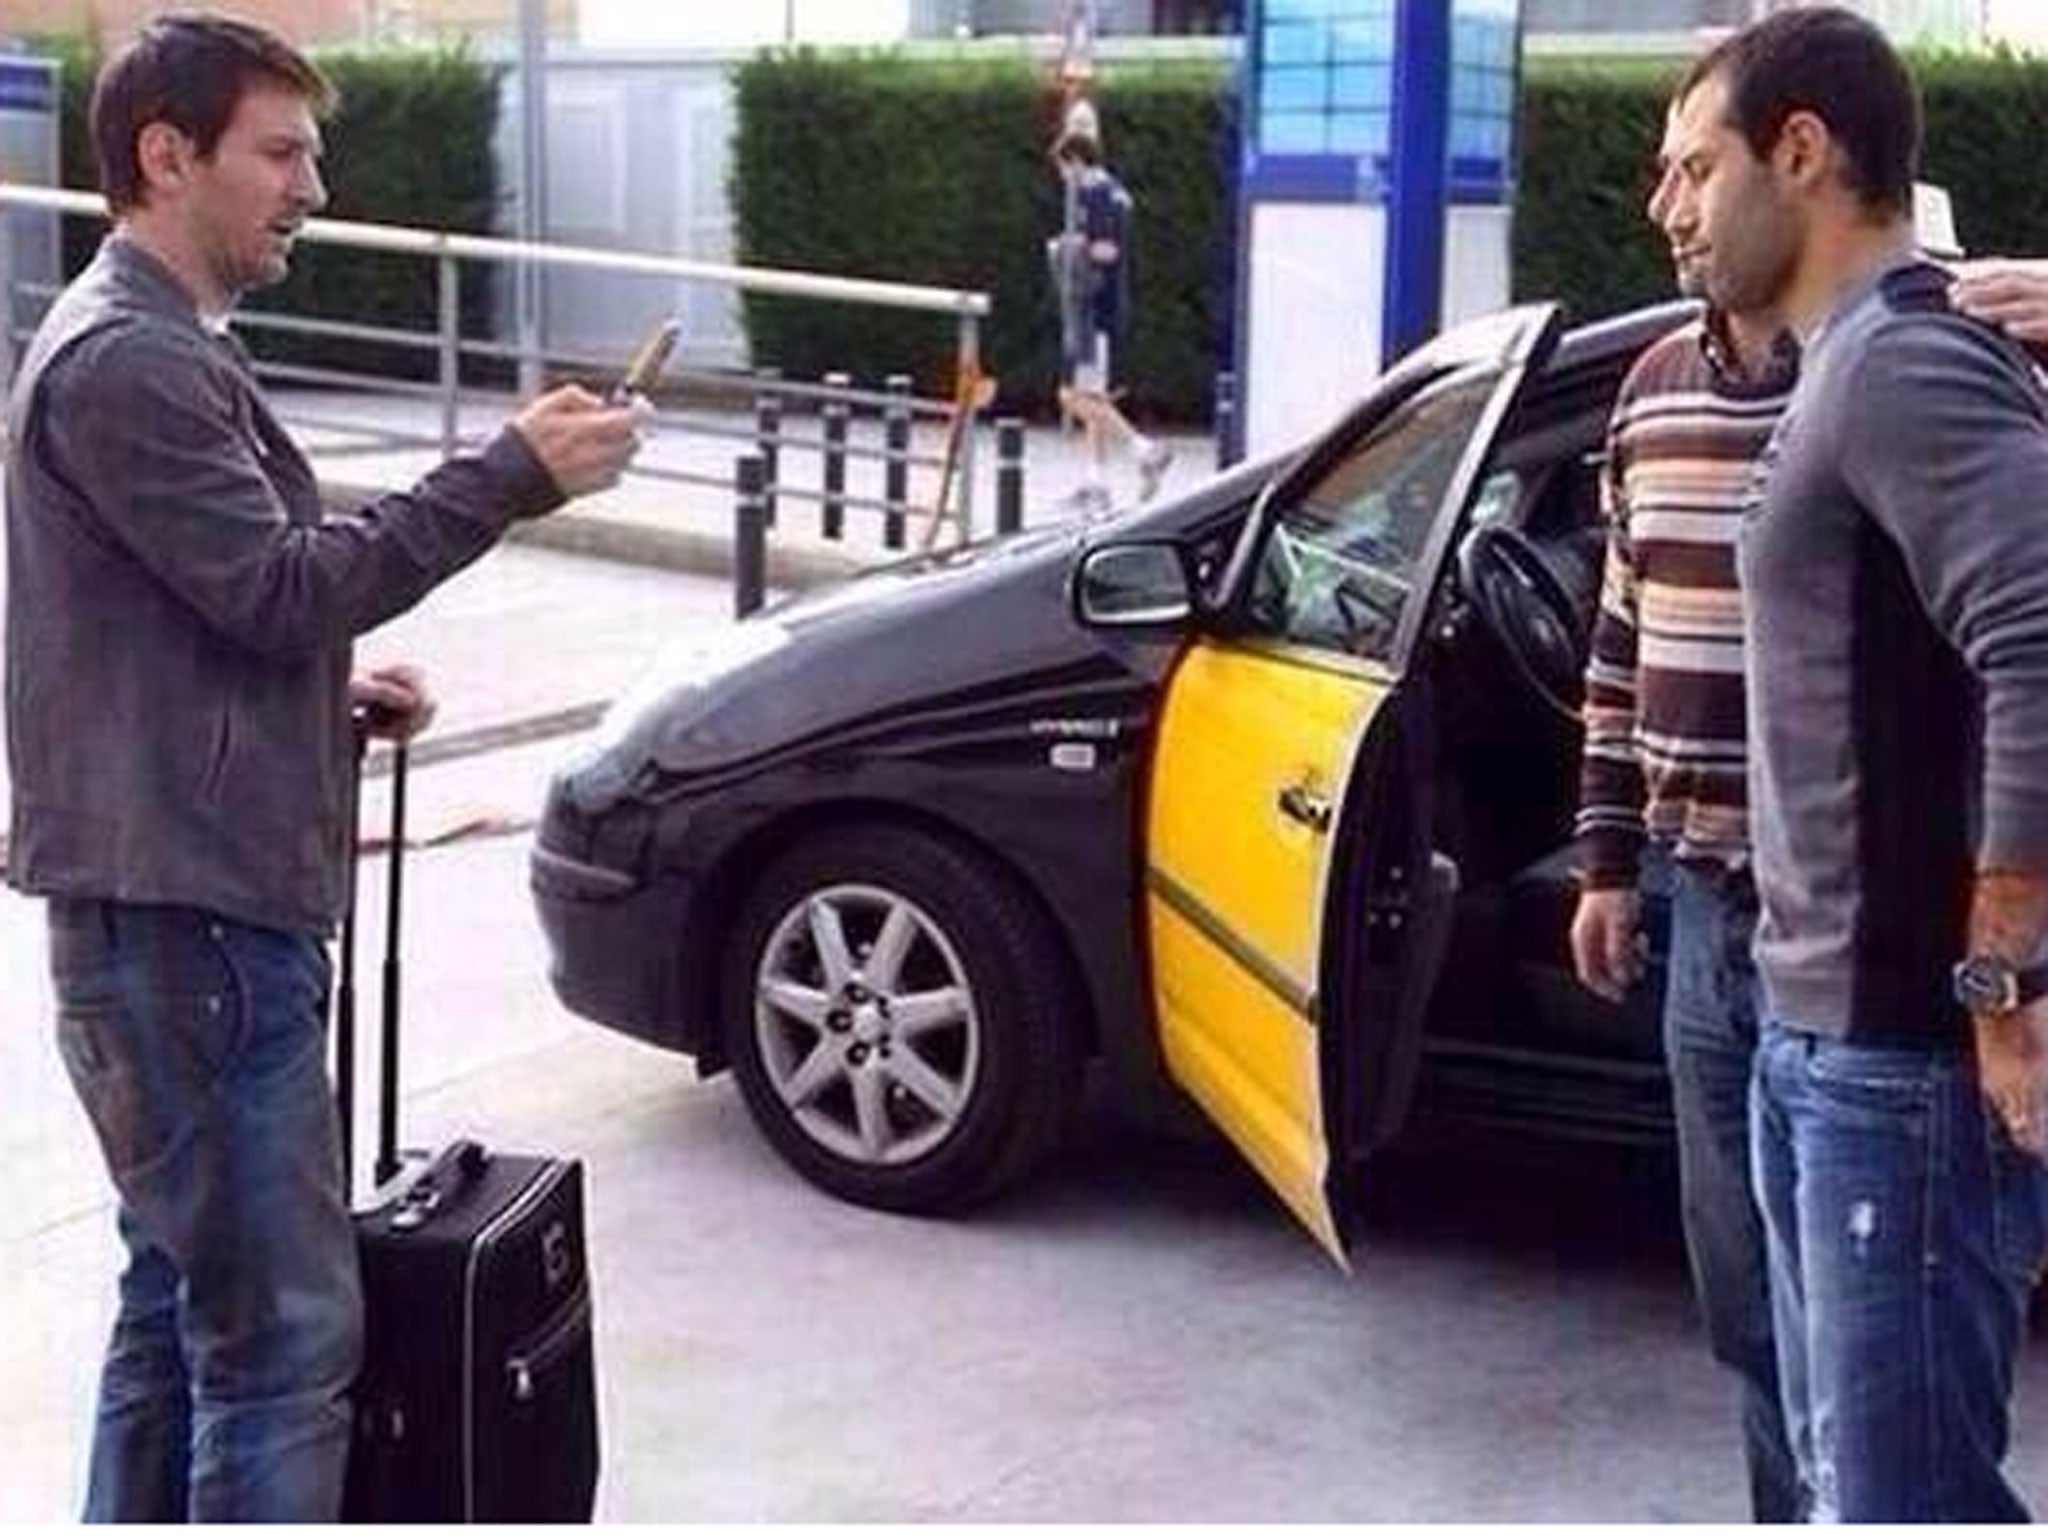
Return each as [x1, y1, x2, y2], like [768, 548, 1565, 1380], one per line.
[1950, 954, 2048, 1014]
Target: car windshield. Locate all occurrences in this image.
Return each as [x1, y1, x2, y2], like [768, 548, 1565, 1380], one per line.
[1245, 369, 1500, 662]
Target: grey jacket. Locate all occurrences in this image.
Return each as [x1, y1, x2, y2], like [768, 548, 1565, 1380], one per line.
[4, 238, 562, 933]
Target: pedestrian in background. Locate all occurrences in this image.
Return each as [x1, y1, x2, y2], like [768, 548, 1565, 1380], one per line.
[3, 14, 642, 1521]
[1047, 111, 1171, 510]
[1656, 6, 2046, 1518]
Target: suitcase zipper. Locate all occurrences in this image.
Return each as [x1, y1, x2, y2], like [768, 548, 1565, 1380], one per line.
[506, 1282, 592, 1403]
[462, 1161, 568, 1519]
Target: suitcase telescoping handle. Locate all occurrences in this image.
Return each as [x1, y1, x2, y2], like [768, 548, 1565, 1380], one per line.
[338, 711, 409, 1202]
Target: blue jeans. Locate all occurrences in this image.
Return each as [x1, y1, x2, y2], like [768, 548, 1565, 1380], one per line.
[1751, 1021, 2046, 1522]
[1664, 863, 1800, 1522]
[46, 900, 362, 1522]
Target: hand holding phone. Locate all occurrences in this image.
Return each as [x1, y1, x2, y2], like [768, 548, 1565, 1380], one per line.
[513, 386, 644, 497]
[611, 318, 680, 403]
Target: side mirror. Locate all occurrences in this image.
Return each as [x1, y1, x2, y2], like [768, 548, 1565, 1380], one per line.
[1073, 541, 1195, 628]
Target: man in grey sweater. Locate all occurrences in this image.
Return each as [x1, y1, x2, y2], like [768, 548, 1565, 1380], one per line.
[4, 16, 641, 1521]
[1659, 7, 2046, 1520]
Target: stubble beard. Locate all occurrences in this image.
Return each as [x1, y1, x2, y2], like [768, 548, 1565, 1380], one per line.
[1705, 210, 1799, 323]
[234, 242, 292, 297]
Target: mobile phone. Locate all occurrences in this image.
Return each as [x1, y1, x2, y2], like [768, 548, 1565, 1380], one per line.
[611, 317, 680, 402]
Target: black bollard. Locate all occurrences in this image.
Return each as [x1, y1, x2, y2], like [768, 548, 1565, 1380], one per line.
[1214, 370, 1239, 470]
[754, 367, 782, 529]
[822, 370, 850, 542]
[883, 373, 911, 551]
[996, 417, 1025, 536]
[735, 454, 767, 618]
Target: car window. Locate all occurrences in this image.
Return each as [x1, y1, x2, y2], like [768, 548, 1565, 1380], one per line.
[1245, 371, 1500, 662]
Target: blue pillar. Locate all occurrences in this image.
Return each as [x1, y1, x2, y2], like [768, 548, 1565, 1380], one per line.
[1383, 0, 1450, 367]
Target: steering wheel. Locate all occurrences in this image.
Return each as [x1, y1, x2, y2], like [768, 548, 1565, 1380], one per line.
[1456, 523, 1588, 725]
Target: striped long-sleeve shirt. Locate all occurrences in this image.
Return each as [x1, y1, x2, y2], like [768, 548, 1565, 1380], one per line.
[1574, 318, 1797, 890]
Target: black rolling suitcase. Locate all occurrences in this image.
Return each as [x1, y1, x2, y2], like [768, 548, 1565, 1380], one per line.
[336, 729, 600, 1522]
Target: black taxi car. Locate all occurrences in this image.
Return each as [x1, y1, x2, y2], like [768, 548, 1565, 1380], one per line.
[532, 301, 1692, 1261]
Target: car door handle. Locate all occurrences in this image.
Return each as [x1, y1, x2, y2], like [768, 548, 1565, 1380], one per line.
[1277, 782, 1333, 834]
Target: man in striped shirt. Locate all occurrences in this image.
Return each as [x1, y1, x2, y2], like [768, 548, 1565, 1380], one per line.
[1574, 54, 2048, 1521]
[1570, 233, 1800, 1517]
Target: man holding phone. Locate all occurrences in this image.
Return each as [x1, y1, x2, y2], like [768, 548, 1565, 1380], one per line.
[1571, 98, 1801, 1518]
[4, 16, 643, 1520]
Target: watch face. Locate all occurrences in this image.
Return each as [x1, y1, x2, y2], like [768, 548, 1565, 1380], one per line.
[1955, 956, 2019, 1013]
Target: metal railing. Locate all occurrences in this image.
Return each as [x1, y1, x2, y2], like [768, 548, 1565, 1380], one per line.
[0, 184, 997, 543]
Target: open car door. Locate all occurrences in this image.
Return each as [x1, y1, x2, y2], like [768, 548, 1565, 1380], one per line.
[1143, 305, 1563, 1264]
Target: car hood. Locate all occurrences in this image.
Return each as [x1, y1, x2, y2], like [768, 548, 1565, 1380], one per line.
[559, 522, 1104, 811]
[761, 520, 1080, 631]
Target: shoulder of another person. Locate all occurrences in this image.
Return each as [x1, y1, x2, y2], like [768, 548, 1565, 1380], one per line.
[1876, 259, 1952, 314]
[1863, 302, 2034, 404]
[1871, 263, 2004, 356]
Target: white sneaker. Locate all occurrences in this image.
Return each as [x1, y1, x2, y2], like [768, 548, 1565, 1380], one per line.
[1136, 438, 1174, 502]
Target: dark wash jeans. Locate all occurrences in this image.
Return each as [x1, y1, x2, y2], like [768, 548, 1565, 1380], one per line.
[1664, 862, 1801, 1522]
[1752, 1020, 2047, 1522]
[47, 899, 361, 1522]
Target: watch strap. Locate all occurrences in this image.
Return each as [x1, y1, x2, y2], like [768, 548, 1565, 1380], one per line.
[2017, 962, 2048, 1008]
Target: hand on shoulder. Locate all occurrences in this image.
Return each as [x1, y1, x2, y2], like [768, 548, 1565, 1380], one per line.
[1950, 258, 2048, 346]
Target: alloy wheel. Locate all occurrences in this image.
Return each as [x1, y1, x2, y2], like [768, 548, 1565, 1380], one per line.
[752, 883, 982, 1166]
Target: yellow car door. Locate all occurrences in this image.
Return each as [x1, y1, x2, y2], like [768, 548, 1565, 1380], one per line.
[1142, 305, 1562, 1263]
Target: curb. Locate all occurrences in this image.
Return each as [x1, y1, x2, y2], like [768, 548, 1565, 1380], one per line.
[502, 509, 866, 589]
[323, 477, 868, 589]
[361, 701, 609, 778]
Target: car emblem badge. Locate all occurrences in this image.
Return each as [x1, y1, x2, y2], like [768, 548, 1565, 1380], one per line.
[1048, 742, 1097, 773]
[1031, 717, 1120, 741]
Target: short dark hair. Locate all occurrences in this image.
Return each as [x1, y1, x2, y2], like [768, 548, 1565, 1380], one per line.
[91, 12, 335, 214]
[1677, 5, 1919, 216]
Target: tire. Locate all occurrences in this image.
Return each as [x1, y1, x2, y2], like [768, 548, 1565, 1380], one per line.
[720, 823, 1080, 1214]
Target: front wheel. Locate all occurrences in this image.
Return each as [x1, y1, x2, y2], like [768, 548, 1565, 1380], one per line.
[720, 824, 1080, 1213]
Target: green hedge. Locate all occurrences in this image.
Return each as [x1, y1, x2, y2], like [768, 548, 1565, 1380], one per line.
[1916, 49, 2048, 269]
[732, 49, 1235, 422]
[253, 48, 503, 379]
[736, 47, 2048, 425]
[29, 42, 2048, 416]
[23, 37, 502, 380]
[1510, 58, 1679, 323]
